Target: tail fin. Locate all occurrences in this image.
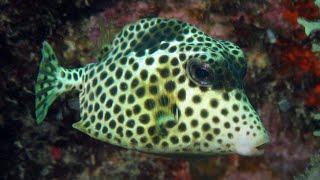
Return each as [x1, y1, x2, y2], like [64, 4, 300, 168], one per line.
[35, 41, 83, 124]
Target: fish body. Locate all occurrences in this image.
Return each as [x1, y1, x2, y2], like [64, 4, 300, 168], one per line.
[35, 18, 269, 156]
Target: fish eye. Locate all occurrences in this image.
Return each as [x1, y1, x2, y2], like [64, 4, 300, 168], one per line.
[194, 67, 209, 80]
[187, 59, 214, 86]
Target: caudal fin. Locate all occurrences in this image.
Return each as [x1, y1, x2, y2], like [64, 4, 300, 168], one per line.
[35, 41, 83, 124]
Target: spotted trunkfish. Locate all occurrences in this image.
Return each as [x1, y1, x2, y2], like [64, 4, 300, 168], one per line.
[35, 18, 270, 156]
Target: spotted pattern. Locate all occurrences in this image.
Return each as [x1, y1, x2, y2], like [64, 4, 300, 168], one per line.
[37, 18, 269, 156]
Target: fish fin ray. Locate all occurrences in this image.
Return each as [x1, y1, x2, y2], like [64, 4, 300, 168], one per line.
[72, 121, 87, 133]
[155, 104, 180, 136]
[95, 18, 120, 61]
[35, 41, 83, 124]
[96, 44, 112, 62]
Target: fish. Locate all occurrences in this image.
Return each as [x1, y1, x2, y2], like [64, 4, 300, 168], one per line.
[35, 18, 270, 156]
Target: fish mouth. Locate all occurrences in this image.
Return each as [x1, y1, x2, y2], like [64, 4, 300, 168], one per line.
[255, 142, 268, 151]
[250, 142, 269, 156]
[234, 137, 269, 156]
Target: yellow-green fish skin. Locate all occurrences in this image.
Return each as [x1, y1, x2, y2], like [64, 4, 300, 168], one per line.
[35, 18, 269, 156]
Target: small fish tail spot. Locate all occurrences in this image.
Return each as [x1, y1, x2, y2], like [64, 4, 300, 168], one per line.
[35, 41, 83, 124]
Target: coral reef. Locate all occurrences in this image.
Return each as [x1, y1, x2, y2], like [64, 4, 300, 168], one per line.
[298, 0, 320, 52]
[311, 112, 320, 137]
[290, 16, 320, 138]
[1, 0, 320, 179]
[295, 151, 320, 180]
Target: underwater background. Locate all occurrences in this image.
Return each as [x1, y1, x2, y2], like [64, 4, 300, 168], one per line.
[0, 0, 320, 179]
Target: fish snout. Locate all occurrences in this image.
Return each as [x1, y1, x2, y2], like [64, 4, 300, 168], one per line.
[234, 132, 270, 156]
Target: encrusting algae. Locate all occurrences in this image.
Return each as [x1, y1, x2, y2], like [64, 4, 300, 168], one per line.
[35, 18, 269, 157]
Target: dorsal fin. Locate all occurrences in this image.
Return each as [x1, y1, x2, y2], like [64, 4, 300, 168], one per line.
[96, 44, 112, 62]
[95, 18, 119, 62]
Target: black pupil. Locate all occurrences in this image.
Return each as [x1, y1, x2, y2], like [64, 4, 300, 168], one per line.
[194, 67, 209, 80]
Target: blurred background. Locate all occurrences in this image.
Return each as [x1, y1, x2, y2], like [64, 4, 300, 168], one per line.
[0, 0, 319, 179]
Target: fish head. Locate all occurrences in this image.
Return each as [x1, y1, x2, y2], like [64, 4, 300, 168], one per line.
[159, 40, 270, 156]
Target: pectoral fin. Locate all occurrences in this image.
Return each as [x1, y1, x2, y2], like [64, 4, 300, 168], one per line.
[155, 104, 180, 136]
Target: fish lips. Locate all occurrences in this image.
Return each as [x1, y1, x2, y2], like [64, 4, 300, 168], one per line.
[234, 134, 270, 156]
